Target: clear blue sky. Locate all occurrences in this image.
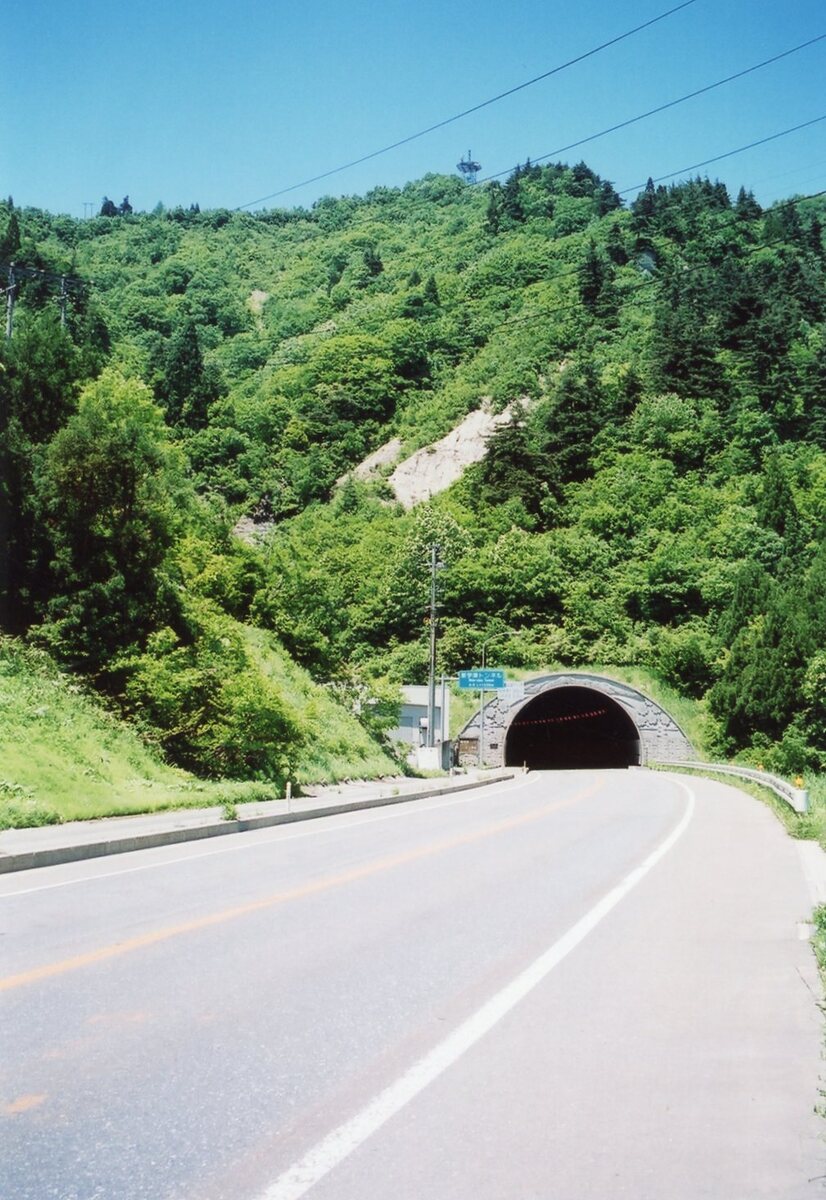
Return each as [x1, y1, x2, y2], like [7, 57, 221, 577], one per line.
[2, 0, 824, 217]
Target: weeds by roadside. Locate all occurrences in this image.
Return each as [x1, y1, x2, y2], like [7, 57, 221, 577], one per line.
[0, 781, 62, 830]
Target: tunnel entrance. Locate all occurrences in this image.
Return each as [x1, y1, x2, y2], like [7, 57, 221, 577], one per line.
[504, 686, 641, 769]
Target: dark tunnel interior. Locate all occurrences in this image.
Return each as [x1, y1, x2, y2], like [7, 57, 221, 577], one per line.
[504, 686, 641, 769]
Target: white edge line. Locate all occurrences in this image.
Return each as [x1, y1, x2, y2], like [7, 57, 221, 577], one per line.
[0, 776, 536, 898]
[256, 780, 696, 1200]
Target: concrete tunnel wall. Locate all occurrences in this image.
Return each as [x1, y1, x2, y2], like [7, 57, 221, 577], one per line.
[455, 672, 694, 770]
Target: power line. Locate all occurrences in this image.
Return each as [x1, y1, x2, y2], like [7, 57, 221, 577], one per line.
[463, 129, 826, 336]
[0, 261, 90, 290]
[469, 121, 826, 332]
[1, 262, 90, 339]
[234, 0, 701, 210]
[617, 113, 826, 196]
[479, 33, 826, 187]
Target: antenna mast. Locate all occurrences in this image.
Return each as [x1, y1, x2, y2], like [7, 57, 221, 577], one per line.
[456, 150, 482, 184]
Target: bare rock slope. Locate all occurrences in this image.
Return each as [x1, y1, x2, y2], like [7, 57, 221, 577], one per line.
[343, 399, 527, 509]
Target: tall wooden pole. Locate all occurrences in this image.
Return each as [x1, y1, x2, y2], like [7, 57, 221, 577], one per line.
[5, 265, 16, 340]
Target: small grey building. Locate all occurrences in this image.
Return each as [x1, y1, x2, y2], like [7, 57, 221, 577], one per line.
[390, 685, 451, 769]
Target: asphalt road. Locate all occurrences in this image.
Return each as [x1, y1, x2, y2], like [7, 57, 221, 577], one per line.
[0, 770, 822, 1199]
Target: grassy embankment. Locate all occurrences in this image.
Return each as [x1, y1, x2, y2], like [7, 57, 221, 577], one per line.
[0, 634, 397, 828]
[238, 623, 398, 788]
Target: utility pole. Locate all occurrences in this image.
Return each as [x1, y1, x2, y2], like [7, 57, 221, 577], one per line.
[426, 543, 443, 751]
[5, 264, 16, 340]
[479, 641, 487, 768]
[440, 673, 448, 752]
[59, 276, 68, 328]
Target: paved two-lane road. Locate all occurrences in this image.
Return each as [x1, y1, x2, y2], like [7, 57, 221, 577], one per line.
[0, 770, 822, 1198]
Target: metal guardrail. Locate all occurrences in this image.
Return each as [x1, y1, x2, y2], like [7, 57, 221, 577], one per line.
[661, 760, 809, 814]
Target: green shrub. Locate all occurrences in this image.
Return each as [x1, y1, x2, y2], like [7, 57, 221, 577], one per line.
[121, 601, 302, 785]
[652, 622, 718, 699]
[812, 905, 826, 972]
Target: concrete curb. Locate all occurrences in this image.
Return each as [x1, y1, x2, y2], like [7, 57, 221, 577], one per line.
[0, 771, 517, 875]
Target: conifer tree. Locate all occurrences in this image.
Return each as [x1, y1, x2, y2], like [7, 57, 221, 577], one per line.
[159, 318, 219, 429]
[36, 371, 181, 672]
[0, 211, 21, 258]
[756, 450, 801, 558]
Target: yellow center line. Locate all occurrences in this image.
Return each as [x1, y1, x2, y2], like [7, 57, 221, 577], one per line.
[0, 780, 602, 994]
[3, 1094, 47, 1116]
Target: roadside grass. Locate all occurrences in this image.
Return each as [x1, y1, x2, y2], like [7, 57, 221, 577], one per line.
[0, 638, 275, 827]
[804, 777, 826, 846]
[449, 684, 479, 739]
[752, 773, 826, 845]
[813, 905, 826, 973]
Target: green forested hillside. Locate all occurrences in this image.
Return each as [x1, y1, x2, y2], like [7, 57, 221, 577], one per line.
[2, 162, 826, 793]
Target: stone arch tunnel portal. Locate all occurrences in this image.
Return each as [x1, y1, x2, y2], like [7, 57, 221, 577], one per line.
[504, 685, 641, 770]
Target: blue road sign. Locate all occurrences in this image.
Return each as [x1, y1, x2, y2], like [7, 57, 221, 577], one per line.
[458, 669, 506, 690]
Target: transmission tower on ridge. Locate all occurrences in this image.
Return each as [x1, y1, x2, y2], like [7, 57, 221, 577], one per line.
[457, 151, 481, 184]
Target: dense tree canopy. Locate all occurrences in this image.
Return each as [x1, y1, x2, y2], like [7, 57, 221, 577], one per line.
[2, 166, 825, 776]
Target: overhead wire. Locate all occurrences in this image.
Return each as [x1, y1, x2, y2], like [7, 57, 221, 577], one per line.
[6, 122, 825, 336]
[0, 262, 88, 289]
[478, 34, 826, 187]
[234, 0, 701, 210]
[616, 113, 826, 196]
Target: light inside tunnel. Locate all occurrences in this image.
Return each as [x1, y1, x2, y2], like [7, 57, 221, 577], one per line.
[504, 686, 641, 769]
